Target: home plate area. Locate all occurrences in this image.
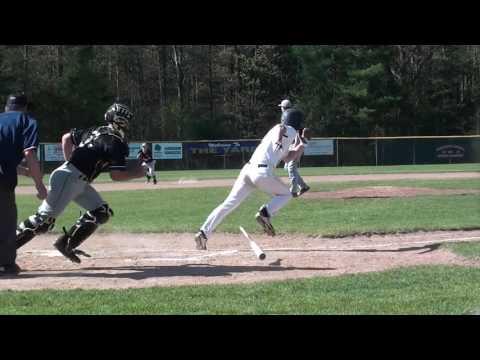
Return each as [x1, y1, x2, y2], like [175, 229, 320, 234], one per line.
[2, 231, 480, 291]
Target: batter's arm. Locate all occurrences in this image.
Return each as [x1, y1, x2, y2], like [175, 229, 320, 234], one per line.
[282, 142, 305, 163]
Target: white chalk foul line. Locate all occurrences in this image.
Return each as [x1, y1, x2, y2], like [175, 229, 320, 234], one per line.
[262, 237, 480, 252]
[124, 250, 239, 262]
[20, 236, 480, 259]
[23, 249, 240, 261]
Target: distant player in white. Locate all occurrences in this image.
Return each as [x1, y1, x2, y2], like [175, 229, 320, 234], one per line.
[194, 113, 306, 250]
[279, 99, 310, 197]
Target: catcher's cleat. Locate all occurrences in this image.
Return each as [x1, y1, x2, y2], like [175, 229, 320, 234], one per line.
[53, 234, 91, 264]
[73, 249, 92, 258]
[255, 206, 275, 237]
[297, 185, 310, 197]
[54, 239, 82, 264]
[195, 230, 208, 250]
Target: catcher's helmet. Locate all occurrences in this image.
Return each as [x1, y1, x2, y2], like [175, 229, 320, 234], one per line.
[105, 103, 133, 132]
[283, 108, 304, 131]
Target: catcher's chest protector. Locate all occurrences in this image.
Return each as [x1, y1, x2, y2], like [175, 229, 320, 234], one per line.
[69, 126, 129, 182]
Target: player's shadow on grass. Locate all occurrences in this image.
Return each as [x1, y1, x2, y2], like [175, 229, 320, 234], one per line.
[18, 264, 335, 280]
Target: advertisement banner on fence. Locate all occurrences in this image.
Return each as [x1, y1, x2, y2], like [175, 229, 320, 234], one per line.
[304, 140, 335, 156]
[128, 143, 143, 159]
[185, 141, 259, 155]
[152, 143, 183, 159]
[44, 144, 64, 161]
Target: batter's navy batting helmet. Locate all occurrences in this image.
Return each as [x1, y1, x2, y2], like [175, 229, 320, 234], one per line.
[105, 103, 133, 132]
[283, 108, 305, 131]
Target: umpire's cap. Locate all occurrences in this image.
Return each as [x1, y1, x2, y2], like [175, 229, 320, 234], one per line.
[5, 93, 28, 111]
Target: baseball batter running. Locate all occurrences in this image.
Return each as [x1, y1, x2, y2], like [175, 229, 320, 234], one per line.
[194, 111, 306, 250]
[137, 143, 157, 184]
[16, 102, 145, 263]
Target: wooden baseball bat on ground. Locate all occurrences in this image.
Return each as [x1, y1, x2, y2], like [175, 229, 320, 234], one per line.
[239, 226, 266, 260]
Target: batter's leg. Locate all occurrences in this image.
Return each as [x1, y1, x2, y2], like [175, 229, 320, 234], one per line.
[197, 167, 255, 247]
[252, 174, 292, 216]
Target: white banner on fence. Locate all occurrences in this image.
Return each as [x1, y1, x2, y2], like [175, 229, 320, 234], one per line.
[153, 143, 183, 159]
[44, 144, 64, 161]
[128, 143, 143, 159]
[304, 140, 335, 156]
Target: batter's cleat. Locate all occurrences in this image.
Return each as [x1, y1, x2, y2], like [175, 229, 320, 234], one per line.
[194, 230, 208, 250]
[153, 178, 157, 185]
[255, 206, 276, 236]
[297, 185, 310, 197]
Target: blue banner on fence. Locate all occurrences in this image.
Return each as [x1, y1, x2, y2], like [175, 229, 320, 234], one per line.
[185, 141, 259, 155]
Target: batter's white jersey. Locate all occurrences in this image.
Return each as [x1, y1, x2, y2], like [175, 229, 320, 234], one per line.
[249, 124, 297, 170]
[199, 123, 298, 238]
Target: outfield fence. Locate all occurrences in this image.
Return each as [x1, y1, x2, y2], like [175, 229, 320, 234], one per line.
[39, 135, 480, 172]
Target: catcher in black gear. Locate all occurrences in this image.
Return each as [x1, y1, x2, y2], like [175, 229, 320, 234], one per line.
[16, 102, 145, 264]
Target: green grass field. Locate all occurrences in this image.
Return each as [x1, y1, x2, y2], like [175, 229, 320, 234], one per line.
[16, 178, 480, 237]
[1, 266, 479, 315]
[4, 167, 480, 315]
[17, 163, 480, 186]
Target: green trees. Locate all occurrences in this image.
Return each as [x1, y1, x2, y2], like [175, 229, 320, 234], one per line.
[293, 45, 480, 137]
[0, 45, 478, 141]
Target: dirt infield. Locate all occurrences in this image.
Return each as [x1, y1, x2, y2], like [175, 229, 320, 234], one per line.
[15, 171, 480, 195]
[2, 230, 480, 291]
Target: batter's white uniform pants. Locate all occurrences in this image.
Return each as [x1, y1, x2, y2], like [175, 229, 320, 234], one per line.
[200, 163, 292, 237]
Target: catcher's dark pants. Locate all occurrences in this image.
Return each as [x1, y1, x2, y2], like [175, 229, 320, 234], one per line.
[0, 189, 17, 266]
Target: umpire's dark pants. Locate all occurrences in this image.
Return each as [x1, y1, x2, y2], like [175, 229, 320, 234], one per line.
[0, 189, 17, 266]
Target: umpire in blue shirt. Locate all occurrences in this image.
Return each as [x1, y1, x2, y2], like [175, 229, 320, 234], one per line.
[0, 93, 47, 276]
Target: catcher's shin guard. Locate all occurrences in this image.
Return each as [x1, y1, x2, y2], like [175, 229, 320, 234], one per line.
[54, 204, 113, 263]
[16, 214, 56, 249]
